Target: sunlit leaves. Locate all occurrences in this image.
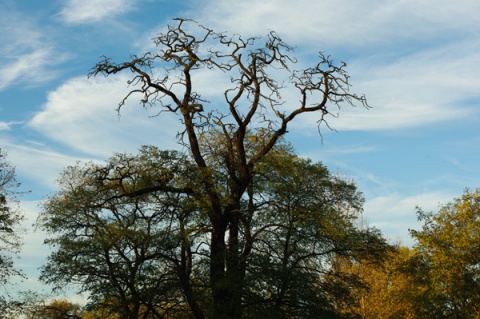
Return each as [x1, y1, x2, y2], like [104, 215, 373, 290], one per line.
[332, 247, 428, 319]
[410, 189, 480, 318]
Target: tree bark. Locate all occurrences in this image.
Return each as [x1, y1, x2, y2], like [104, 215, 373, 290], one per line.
[210, 216, 229, 318]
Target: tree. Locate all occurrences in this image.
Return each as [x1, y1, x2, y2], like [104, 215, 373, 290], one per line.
[43, 18, 371, 318]
[410, 189, 480, 318]
[0, 149, 24, 317]
[0, 149, 23, 285]
[0, 291, 79, 319]
[83, 301, 122, 319]
[331, 246, 429, 319]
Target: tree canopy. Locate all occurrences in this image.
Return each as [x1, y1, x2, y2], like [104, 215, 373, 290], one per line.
[38, 143, 387, 318]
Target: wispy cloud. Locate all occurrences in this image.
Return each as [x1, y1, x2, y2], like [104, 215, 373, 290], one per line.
[324, 146, 378, 155]
[335, 38, 480, 130]
[363, 190, 454, 245]
[58, 0, 135, 25]
[0, 8, 67, 91]
[0, 142, 86, 192]
[0, 121, 22, 131]
[0, 49, 63, 90]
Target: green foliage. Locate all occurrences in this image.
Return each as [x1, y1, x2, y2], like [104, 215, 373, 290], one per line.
[243, 148, 388, 318]
[38, 143, 388, 318]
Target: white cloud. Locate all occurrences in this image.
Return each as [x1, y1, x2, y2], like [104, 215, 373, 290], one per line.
[28, 75, 181, 159]
[325, 146, 378, 155]
[365, 191, 447, 218]
[59, 0, 135, 25]
[0, 49, 64, 90]
[3, 143, 88, 192]
[286, 37, 480, 132]
[1, 133, 96, 196]
[363, 191, 453, 245]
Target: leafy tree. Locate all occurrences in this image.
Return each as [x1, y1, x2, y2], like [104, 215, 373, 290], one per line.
[1, 291, 76, 319]
[38, 147, 202, 319]
[83, 301, 122, 319]
[41, 18, 372, 318]
[39, 143, 387, 319]
[0, 149, 25, 318]
[410, 189, 480, 318]
[0, 149, 23, 285]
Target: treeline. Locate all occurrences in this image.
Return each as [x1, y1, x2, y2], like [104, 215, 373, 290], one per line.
[333, 188, 480, 318]
[1, 18, 479, 318]
[2, 145, 479, 318]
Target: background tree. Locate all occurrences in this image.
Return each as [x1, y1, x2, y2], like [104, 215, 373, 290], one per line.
[0, 149, 25, 318]
[410, 189, 480, 318]
[57, 17, 369, 318]
[330, 246, 429, 319]
[1, 291, 72, 319]
[0, 149, 23, 285]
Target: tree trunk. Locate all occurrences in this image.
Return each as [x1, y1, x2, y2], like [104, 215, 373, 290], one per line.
[210, 217, 230, 319]
[210, 208, 246, 319]
[226, 213, 243, 319]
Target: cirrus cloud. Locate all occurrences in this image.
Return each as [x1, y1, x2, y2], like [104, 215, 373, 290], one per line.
[0, 8, 67, 91]
[58, 0, 135, 25]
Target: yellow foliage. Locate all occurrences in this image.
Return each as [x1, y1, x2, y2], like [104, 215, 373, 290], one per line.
[332, 247, 426, 319]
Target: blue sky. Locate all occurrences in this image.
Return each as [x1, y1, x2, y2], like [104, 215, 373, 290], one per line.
[1, 0, 479, 298]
